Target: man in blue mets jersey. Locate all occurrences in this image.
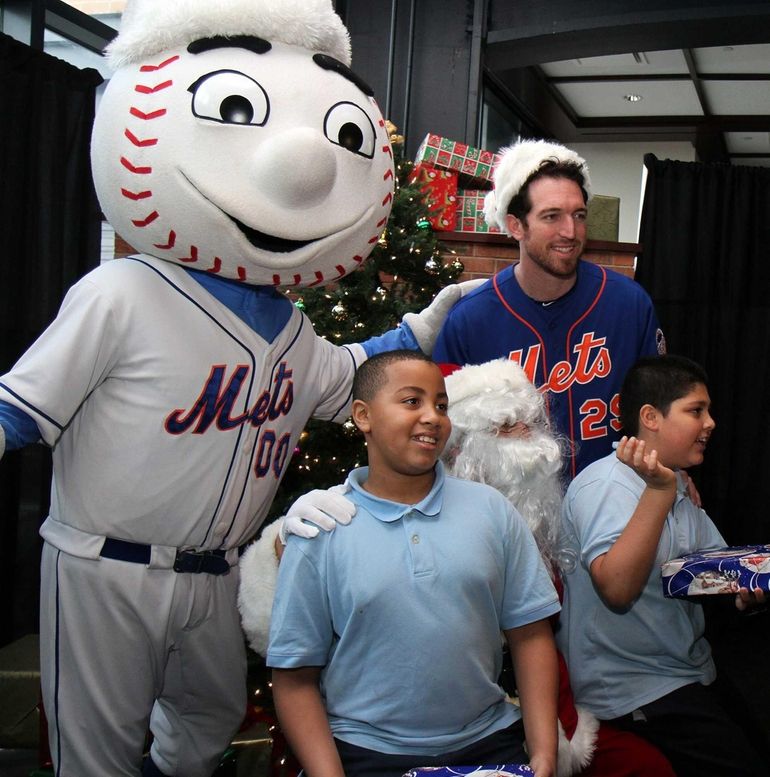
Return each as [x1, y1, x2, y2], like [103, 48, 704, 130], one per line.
[433, 139, 666, 478]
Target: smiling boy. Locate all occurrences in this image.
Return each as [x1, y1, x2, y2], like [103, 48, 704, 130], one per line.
[267, 350, 560, 777]
[557, 354, 765, 776]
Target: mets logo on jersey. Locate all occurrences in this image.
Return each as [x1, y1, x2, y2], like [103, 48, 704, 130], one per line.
[509, 332, 610, 394]
[164, 361, 294, 480]
[509, 332, 623, 443]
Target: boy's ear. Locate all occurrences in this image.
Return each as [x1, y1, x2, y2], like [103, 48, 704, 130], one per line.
[351, 399, 371, 434]
[505, 213, 525, 240]
[638, 403, 660, 433]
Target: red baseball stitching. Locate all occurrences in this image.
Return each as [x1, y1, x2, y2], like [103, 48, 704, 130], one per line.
[154, 231, 176, 250]
[121, 57, 178, 263]
[121, 188, 152, 200]
[125, 129, 158, 147]
[132, 211, 159, 227]
[129, 106, 167, 121]
[135, 80, 173, 94]
[121, 157, 152, 175]
[140, 56, 180, 72]
[179, 246, 199, 264]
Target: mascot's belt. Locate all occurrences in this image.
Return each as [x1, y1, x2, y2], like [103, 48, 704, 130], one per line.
[100, 537, 235, 575]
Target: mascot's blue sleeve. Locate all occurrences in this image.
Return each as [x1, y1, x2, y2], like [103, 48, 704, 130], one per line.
[359, 321, 419, 358]
[0, 400, 41, 450]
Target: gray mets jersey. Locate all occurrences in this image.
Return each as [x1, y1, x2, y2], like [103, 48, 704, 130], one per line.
[0, 254, 362, 555]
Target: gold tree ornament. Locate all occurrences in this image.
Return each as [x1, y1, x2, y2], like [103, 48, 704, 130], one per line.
[385, 120, 405, 147]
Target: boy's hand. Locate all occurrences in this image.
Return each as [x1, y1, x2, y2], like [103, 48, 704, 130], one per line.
[735, 586, 767, 612]
[527, 751, 556, 777]
[616, 435, 677, 492]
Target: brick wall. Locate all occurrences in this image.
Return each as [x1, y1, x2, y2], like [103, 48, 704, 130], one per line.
[440, 234, 639, 282]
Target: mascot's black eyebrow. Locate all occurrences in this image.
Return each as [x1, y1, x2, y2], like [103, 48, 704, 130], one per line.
[188, 36, 272, 56]
[313, 53, 374, 97]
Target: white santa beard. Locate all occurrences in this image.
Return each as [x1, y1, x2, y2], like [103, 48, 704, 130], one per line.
[446, 430, 565, 565]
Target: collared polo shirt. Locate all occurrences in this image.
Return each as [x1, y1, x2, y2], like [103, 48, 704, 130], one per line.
[557, 452, 726, 720]
[267, 462, 560, 755]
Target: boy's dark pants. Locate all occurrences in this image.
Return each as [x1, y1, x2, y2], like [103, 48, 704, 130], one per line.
[333, 720, 528, 777]
[606, 681, 765, 777]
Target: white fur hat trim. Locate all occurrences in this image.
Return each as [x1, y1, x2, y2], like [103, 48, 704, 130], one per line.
[106, 0, 352, 69]
[484, 139, 592, 236]
[445, 358, 537, 408]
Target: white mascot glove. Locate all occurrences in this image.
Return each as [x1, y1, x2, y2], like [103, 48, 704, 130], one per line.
[402, 278, 487, 354]
[278, 481, 355, 542]
[0, 425, 5, 459]
[238, 482, 356, 655]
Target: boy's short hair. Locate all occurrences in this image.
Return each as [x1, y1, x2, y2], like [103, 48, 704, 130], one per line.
[352, 349, 436, 403]
[619, 355, 708, 436]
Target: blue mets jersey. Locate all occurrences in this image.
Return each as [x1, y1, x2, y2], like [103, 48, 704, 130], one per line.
[433, 261, 664, 478]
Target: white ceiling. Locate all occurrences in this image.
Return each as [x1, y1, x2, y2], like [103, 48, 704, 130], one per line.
[538, 43, 770, 165]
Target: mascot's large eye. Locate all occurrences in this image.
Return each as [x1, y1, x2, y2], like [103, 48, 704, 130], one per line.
[323, 102, 376, 158]
[188, 70, 270, 126]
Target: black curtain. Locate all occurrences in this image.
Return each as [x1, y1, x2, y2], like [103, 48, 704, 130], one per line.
[637, 155, 770, 750]
[0, 33, 102, 647]
[637, 154, 770, 546]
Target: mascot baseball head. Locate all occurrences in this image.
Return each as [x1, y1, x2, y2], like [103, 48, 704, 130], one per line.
[91, 0, 394, 286]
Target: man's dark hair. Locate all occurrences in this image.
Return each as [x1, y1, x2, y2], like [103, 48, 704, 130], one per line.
[507, 159, 589, 222]
[352, 349, 436, 403]
[619, 355, 709, 436]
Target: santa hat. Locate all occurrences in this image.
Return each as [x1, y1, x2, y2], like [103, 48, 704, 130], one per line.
[106, 0, 352, 69]
[483, 139, 592, 236]
[444, 359, 543, 416]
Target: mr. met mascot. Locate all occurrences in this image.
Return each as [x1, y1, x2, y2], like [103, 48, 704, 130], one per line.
[0, 1, 470, 774]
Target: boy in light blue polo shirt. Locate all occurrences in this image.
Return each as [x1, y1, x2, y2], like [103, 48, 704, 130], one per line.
[557, 354, 765, 777]
[267, 350, 560, 777]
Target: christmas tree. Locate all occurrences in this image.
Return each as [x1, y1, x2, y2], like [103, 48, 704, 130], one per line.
[269, 125, 464, 517]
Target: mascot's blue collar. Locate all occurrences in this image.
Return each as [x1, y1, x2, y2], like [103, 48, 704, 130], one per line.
[186, 268, 293, 344]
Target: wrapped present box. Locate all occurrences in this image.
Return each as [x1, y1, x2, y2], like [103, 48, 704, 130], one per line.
[662, 544, 770, 598]
[403, 766, 533, 777]
[586, 195, 620, 242]
[415, 134, 501, 190]
[408, 163, 458, 231]
[453, 190, 501, 234]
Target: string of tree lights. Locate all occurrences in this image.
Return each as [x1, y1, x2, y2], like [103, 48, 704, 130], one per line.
[268, 124, 464, 519]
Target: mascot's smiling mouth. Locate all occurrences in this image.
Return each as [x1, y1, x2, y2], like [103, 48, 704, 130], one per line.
[180, 169, 324, 254]
[230, 215, 316, 253]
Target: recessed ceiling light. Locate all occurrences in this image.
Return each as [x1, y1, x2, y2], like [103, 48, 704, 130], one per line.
[623, 94, 643, 102]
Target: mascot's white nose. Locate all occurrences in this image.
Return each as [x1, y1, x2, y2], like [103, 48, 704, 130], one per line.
[252, 127, 337, 209]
